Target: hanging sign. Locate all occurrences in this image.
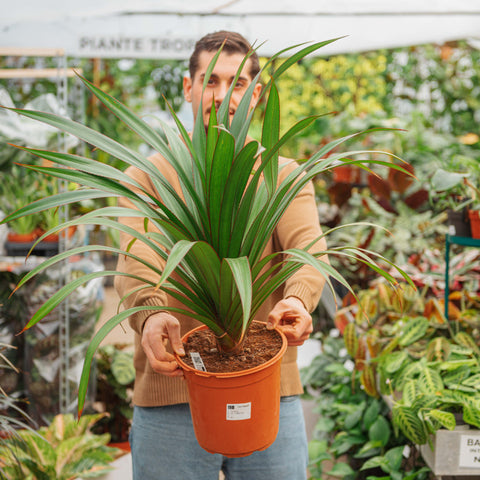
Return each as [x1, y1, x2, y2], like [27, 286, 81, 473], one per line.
[77, 35, 196, 58]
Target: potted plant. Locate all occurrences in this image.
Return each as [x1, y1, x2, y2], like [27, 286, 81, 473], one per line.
[1, 166, 43, 243]
[0, 412, 119, 479]
[1, 39, 412, 456]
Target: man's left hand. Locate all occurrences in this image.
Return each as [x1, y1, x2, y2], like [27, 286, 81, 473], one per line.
[266, 297, 313, 346]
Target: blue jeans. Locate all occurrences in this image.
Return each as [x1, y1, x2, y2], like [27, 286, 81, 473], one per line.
[130, 396, 308, 480]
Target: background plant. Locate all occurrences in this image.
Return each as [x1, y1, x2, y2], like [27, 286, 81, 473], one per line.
[0, 412, 119, 480]
[341, 284, 480, 445]
[92, 343, 134, 443]
[302, 332, 431, 480]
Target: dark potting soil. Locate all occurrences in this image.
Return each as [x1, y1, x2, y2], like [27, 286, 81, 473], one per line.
[182, 322, 283, 373]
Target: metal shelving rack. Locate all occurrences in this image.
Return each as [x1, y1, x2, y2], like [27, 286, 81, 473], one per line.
[0, 47, 79, 414]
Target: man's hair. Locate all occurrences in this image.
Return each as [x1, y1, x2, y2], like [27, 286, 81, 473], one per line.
[189, 30, 260, 81]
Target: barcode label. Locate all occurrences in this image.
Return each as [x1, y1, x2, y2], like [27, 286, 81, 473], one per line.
[226, 402, 251, 421]
[189, 352, 206, 371]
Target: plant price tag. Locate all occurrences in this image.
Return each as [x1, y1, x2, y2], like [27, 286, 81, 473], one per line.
[189, 352, 206, 372]
[459, 434, 480, 468]
[226, 402, 251, 421]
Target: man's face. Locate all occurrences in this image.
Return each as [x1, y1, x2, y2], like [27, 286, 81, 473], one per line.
[183, 50, 261, 129]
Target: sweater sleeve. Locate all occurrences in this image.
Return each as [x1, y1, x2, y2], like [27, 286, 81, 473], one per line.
[274, 158, 330, 313]
[114, 155, 171, 335]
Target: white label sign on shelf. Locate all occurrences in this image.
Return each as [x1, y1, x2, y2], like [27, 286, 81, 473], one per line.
[459, 434, 480, 468]
[226, 402, 251, 421]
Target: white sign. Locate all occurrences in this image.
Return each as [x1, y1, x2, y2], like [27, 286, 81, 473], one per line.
[77, 35, 196, 58]
[226, 402, 251, 421]
[459, 434, 480, 468]
[189, 352, 206, 372]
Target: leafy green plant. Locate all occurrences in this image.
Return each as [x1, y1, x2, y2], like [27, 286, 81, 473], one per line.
[0, 166, 44, 235]
[302, 333, 430, 480]
[93, 344, 134, 443]
[0, 412, 119, 479]
[0, 341, 38, 480]
[342, 284, 480, 446]
[1, 38, 412, 415]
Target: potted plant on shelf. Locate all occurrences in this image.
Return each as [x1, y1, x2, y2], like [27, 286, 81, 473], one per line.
[1, 38, 412, 456]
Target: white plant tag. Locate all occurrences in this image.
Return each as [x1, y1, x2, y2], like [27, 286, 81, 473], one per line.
[226, 402, 251, 421]
[459, 434, 480, 468]
[189, 352, 206, 371]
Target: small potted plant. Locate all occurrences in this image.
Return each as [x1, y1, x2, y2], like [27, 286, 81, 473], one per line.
[1, 38, 412, 456]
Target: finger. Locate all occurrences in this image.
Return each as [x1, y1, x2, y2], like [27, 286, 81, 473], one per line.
[278, 317, 312, 343]
[144, 344, 184, 377]
[165, 322, 185, 356]
[266, 307, 282, 330]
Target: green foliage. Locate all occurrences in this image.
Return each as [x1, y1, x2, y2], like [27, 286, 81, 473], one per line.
[302, 333, 430, 480]
[342, 285, 480, 445]
[0, 413, 118, 480]
[93, 344, 134, 442]
[0, 166, 45, 235]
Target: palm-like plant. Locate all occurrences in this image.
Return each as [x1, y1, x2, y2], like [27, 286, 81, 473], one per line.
[2, 38, 411, 414]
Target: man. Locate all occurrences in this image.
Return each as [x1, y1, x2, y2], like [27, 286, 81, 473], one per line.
[115, 30, 328, 479]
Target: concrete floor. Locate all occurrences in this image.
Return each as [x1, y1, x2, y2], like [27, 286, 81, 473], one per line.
[95, 287, 322, 480]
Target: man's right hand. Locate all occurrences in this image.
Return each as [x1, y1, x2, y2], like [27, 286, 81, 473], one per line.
[141, 312, 185, 377]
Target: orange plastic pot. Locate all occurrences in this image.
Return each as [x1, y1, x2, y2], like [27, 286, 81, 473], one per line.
[175, 321, 287, 457]
[468, 210, 480, 239]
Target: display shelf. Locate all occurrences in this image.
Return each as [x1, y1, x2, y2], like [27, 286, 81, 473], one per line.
[444, 235, 480, 318]
[1, 47, 74, 417]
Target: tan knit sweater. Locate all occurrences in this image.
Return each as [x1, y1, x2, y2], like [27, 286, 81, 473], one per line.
[114, 151, 328, 407]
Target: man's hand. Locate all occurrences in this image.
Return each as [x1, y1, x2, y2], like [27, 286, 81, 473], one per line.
[266, 297, 313, 346]
[141, 312, 185, 377]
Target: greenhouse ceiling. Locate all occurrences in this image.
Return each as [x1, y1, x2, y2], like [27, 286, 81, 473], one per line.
[0, 0, 479, 58]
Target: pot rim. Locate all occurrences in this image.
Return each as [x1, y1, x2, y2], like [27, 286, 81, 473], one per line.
[175, 320, 288, 379]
